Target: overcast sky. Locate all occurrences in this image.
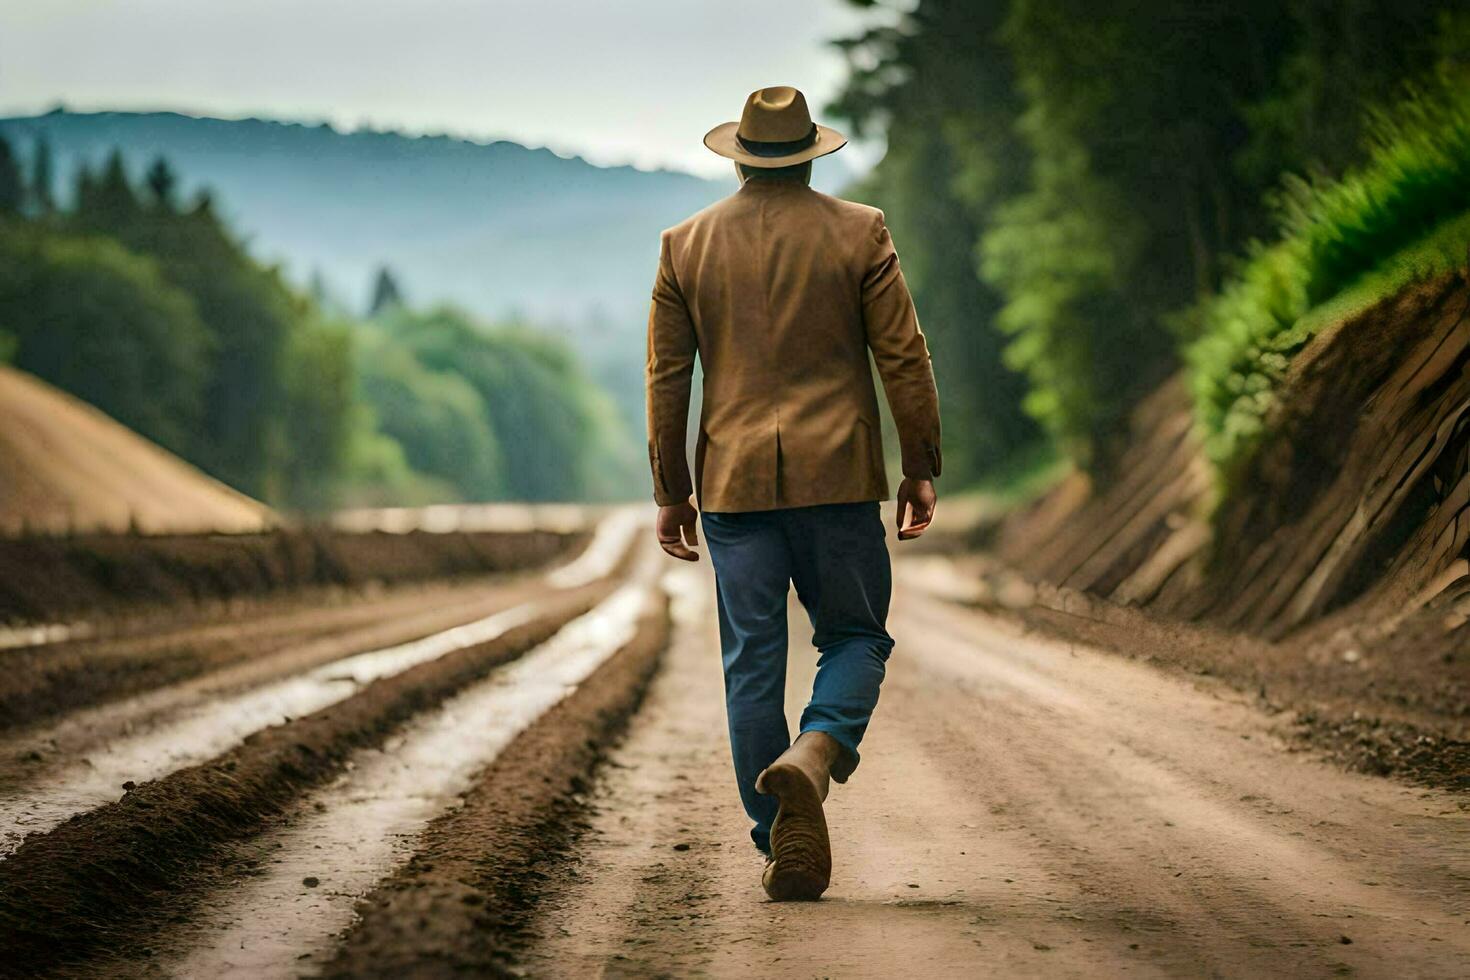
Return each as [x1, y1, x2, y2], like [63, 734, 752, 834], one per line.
[0, 0, 887, 177]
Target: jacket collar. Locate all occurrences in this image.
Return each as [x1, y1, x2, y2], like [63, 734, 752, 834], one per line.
[737, 176, 810, 195]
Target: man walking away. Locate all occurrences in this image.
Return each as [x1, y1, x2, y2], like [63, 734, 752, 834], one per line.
[645, 86, 942, 901]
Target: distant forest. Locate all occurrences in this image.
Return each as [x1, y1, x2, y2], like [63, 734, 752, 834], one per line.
[0, 109, 736, 450]
[0, 141, 640, 510]
[834, 0, 1470, 491]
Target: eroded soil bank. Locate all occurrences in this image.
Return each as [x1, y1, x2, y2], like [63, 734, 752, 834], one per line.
[976, 272, 1469, 792]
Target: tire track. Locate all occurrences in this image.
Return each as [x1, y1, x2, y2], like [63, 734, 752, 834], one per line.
[0, 577, 545, 797]
[145, 583, 668, 979]
[0, 511, 632, 734]
[0, 578, 512, 735]
[0, 595, 541, 854]
[320, 565, 690, 979]
[0, 581, 607, 976]
[0, 511, 642, 855]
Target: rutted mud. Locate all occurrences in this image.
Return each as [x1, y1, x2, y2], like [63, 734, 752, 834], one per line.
[150, 583, 664, 978]
[0, 598, 542, 854]
[0, 513, 641, 854]
[322, 566, 685, 979]
[0, 584, 612, 974]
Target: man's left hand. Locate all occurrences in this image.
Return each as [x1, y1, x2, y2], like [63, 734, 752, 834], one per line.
[656, 499, 700, 561]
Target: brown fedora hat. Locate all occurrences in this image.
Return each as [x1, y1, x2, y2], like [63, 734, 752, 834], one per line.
[704, 86, 847, 168]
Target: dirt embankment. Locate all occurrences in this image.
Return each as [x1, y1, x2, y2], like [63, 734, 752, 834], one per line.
[986, 271, 1469, 789]
[0, 525, 584, 625]
[0, 365, 274, 537]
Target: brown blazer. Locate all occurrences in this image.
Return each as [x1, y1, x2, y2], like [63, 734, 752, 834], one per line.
[646, 177, 941, 513]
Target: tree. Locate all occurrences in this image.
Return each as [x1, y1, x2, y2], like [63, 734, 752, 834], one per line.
[356, 326, 506, 501]
[0, 137, 23, 217]
[0, 227, 212, 454]
[834, 0, 1458, 471]
[29, 136, 54, 215]
[367, 265, 404, 317]
[832, 0, 1041, 482]
[72, 163, 98, 215]
[92, 149, 138, 223]
[366, 307, 640, 502]
[278, 316, 362, 510]
[144, 156, 178, 210]
[308, 268, 329, 306]
[68, 153, 297, 497]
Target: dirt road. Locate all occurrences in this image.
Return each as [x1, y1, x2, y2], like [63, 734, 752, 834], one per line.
[522, 562, 1469, 978]
[0, 513, 1465, 977]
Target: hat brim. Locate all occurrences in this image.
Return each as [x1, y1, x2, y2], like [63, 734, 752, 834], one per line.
[703, 121, 848, 167]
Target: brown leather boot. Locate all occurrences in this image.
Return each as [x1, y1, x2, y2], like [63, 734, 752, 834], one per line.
[755, 731, 842, 900]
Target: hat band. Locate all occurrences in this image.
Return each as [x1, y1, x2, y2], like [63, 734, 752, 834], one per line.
[736, 124, 818, 158]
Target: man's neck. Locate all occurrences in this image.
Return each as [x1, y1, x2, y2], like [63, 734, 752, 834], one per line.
[736, 161, 813, 186]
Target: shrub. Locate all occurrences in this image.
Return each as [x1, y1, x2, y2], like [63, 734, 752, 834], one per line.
[1188, 82, 1470, 491]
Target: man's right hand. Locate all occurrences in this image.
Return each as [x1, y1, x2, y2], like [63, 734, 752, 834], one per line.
[896, 478, 936, 540]
[656, 499, 701, 561]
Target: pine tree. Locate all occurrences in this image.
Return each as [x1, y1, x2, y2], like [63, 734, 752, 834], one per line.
[308, 268, 330, 306]
[30, 136, 55, 214]
[73, 163, 98, 214]
[368, 265, 405, 316]
[0, 136, 23, 217]
[144, 156, 177, 210]
[96, 149, 137, 217]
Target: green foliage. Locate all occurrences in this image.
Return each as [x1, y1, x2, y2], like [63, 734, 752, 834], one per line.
[982, 0, 1301, 464]
[355, 323, 506, 501]
[0, 137, 22, 215]
[836, 0, 1464, 477]
[368, 307, 640, 502]
[1189, 82, 1470, 491]
[69, 166, 297, 496]
[831, 0, 1040, 483]
[0, 226, 212, 454]
[29, 137, 55, 214]
[0, 140, 653, 510]
[980, 140, 1154, 461]
[278, 315, 362, 511]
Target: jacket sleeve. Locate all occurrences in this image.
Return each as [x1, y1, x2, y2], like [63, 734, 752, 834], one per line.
[861, 210, 943, 481]
[645, 231, 697, 506]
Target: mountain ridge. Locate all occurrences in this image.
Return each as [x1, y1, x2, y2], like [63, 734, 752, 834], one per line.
[0, 108, 732, 325]
[0, 108, 742, 425]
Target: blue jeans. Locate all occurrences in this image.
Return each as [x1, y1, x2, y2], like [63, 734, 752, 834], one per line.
[701, 501, 894, 854]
